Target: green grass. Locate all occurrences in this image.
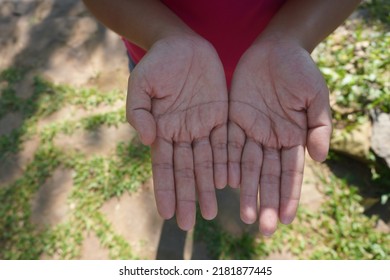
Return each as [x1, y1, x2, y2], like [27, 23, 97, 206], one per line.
[0, 134, 150, 259]
[360, 0, 390, 26]
[0, 71, 146, 259]
[315, 29, 389, 125]
[314, 2, 390, 127]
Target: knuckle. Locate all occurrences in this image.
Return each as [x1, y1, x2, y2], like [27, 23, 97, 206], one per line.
[228, 140, 244, 150]
[195, 160, 213, 170]
[212, 141, 227, 151]
[280, 195, 300, 201]
[175, 167, 194, 179]
[242, 160, 261, 173]
[241, 191, 258, 198]
[152, 162, 173, 170]
[175, 142, 192, 149]
[193, 137, 209, 146]
[283, 169, 303, 177]
[263, 150, 280, 161]
[214, 161, 227, 167]
[261, 174, 280, 186]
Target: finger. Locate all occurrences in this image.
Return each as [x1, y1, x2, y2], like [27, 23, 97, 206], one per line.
[151, 137, 175, 219]
[211, 124, 227, 189]
[126, 75, 156, 145]
[240, 139, 263, 224]
[193, 137, 217, 220]
[174, 142, 196, 231]
[279, 145, 305, 225]
[259, 147, 281, 236]
[307, 89, 332, 162]
[228, 121, 245, 188]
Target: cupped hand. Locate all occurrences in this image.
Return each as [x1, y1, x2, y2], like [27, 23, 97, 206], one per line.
[228, 37, 332, 235]
[126, 35, 228, 230]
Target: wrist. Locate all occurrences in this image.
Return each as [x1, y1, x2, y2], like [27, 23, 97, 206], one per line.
[251, 0, 361, 54]
[249, 31, 308, 57]
[151, 31, 216, 57]
[252, 30, 311, 53]
[149, 27, 198, 49]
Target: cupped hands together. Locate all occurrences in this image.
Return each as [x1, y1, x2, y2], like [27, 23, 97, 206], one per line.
[126, 34, 332, 235]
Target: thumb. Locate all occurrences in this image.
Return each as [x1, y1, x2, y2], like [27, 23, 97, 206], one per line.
[306, 88, 332, 162]
[126, 75, 156, 145]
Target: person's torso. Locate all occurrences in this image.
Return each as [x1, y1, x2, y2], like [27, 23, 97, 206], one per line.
[124, 0, 286, 85]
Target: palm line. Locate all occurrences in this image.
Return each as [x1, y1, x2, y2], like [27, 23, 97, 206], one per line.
[230, 100, 305, 132]
[155, 100, 227, 120]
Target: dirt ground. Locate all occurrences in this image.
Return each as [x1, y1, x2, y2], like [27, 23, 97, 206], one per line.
[0, 0, 388, 260]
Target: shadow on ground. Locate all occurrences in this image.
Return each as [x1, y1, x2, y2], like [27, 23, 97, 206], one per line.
[0, 0, 127, 186]
[326, 154, 390, 224]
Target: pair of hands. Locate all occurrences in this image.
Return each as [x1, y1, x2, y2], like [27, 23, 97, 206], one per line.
[126, 34, 332, 235]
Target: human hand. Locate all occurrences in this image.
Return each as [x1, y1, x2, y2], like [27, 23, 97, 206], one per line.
[126, 35, 228, 230]
[228, 36, 332, 235]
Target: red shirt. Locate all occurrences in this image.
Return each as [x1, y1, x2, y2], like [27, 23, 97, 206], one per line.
[123, 0, 285, 85]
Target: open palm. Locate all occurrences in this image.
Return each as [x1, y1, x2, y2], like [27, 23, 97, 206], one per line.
[228, 39, 332, 235]
[126, 36, 228, 230]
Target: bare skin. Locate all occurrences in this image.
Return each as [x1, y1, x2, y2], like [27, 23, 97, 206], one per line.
[228, 37, 332, 236]
[126, 35, 228, 230]
[83, 0, 360, 234]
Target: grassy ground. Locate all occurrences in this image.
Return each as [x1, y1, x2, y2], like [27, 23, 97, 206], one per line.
[0, 0, 389, 259]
